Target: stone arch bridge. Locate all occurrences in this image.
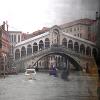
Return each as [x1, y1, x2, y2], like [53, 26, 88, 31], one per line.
[14, 25, 98, 74]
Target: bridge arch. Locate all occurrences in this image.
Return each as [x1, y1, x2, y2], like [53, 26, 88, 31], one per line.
[32, 52, 82, 71]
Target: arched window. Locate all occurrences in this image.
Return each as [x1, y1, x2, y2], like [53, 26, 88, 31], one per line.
[80, 44, 85, 54]
[68, 40, 73, 50]
[92, 48, 97, 57]
[21, 46, 26, 57]
[15, 49, 20, 60]
[74, 42, 79, 52]
[33, 42, 38, 52]
[58, 56, 61, 62]
[27, 44, 32, 55]
[39, 40, 44, 50]
[86, 46, 91, 56]
[45, 38, 50, 48]
[62, 38, 67, 47]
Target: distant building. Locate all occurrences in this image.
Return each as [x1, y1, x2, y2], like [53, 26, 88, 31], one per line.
[8, 31, 28, 55]
[0, 21, 10, 75]
[30, 27, 49, 38]
[60, 18, 96, 42]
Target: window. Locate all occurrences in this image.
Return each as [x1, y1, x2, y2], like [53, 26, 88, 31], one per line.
[74, 42, 79, 52]
[51, 56, 52, 60]
[68, 40, 73, 50]
[18, 35, 20, 42]
[77, 34, 79, 37]
[80, 26, 82, 30]
[9, 35, 11, 42]
[27, 45, 32, 55]
[33, 42, 38, 52]
[14, 35, 16, 42]
[62, 38, 67, 47]
[70, 28, 72, 32]
[88, 26, 91, 31]
[12, 35, 13, 42]
[77, 27, 79, 31]
[74, 28, 76, 31]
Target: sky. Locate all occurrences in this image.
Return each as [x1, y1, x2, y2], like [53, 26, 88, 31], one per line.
[0, 0, 99, 33]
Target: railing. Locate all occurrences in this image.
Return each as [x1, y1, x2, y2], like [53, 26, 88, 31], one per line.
[14, 45, 93, 63]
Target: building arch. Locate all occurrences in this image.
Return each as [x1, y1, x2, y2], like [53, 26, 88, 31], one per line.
[21, 46, 26, 57]
[92, 48, 97, 57]
[74, 42, 79, 52]
[45, 38, 50, 48]
[80, 44, 85, 54]
[86, 46, 91, 56]
[68, 40, 73, 50]
[39, 40, 44, 50]
[15, 49, 20, 60]
[62, 38, 67, 47]
[33, 42, 38, 52]
[27, 44, 32, 55]
[53, 28, 60, 45]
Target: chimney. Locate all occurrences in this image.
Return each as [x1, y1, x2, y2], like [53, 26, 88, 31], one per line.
[6, 21, 8, 31]
[2, 21, 5, 30]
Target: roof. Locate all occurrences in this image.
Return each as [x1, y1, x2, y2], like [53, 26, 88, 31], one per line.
[60, 18, 96, 29]
[31, 27, 49, 37]
[15, 31, 49, 47]
[8, 31, 22, 33]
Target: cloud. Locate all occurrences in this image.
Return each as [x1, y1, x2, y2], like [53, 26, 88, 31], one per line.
[0, 0, 99, 32]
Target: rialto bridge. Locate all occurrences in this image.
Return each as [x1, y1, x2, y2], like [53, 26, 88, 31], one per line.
[14, 25, 98, 74]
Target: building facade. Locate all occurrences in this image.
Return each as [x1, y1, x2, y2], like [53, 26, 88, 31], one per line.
[0, 21, 10, 76]
[60, 18, 96, 42]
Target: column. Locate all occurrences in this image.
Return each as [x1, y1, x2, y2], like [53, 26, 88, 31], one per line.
[20, 49, 21, 60]
[31, 44, 33, 54]
[26, 46, 27, 56]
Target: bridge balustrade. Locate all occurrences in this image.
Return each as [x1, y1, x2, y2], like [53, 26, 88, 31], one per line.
[14, 45, 93, 63]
